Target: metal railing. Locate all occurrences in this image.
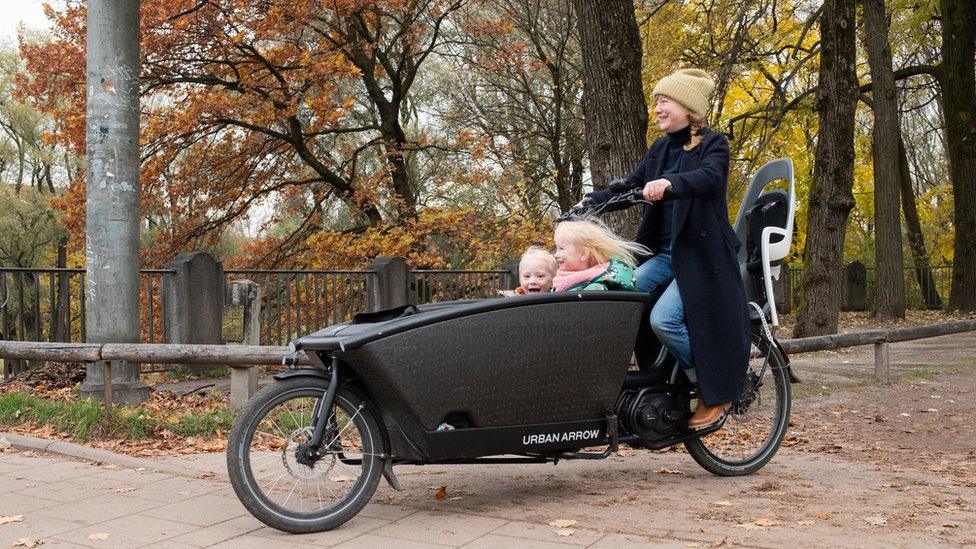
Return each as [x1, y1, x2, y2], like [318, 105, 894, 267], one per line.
[225, 270, 372, 346]
[0, 268, 170, 345]
[788, 264, 954, 311]
[410, 269, 508, 303]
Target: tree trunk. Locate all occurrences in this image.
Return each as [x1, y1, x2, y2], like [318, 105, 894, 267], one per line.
[379, 106, 417, 221]
[862, 0, 906, 320]
[898, 135, 943, 309]
[793, 0, 858, 337]
[941, 0, 976, 311]
[572, 0, 647, 235]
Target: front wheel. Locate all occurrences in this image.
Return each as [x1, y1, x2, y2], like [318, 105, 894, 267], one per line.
[684, 327, 792, 476]
[226, 376, 384, 533]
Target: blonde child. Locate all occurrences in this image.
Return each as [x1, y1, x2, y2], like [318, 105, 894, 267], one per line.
[552, 220, 648, 292]
[498, 246, 557, 296]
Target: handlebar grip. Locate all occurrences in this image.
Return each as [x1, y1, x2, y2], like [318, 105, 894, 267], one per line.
[608, 179, 631, 194]
[638, 185, 674, 202]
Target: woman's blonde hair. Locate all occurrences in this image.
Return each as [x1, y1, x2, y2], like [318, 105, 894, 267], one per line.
[554, 219, 650, 268]
[519, 246, 557, 276]
[685, 113, 706, 151]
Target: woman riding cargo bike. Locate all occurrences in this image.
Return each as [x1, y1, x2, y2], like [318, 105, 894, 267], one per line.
[224, 68, 799, 534]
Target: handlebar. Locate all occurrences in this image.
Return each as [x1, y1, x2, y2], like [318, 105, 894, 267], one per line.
[557, 181, 673, 221]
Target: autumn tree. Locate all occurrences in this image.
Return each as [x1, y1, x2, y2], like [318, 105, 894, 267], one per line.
[441, 0, 586, 215]
[572, 0, 647, 203]
[861, 0, 906, 319]
[793, 0, 858, 337]
[21, 0, 466, 264]
[941, 0, 976, 311]
[0, 42, 72, 194]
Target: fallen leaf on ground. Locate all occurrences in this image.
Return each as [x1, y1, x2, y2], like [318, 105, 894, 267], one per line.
[87, 533, 110, 540]
[548, 519, 579, 528]
[816, 512, 832, 520]
[864, 515, 887, 526]
[0, 437, 11, 450]
[657, 468, 683, 475]
[1, 515, 25, 525]
[12, 539, 43, 548]
[112, 487, 134, 494]
[434, 486, 447, 501]
[942, 523, 959, 528]
[555, 529, 574, 537]
[711, 500, 733, 506]
[753, 517, 782, 527]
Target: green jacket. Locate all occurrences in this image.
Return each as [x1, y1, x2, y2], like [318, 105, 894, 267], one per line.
[564, 260, 637, 292]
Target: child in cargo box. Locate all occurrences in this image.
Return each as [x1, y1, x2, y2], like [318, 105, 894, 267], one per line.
[498, 246, 557, 296]
[552, 219, 647, 292]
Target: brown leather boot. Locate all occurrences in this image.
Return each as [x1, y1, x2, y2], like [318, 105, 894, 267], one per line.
[689, 401, 731, 431]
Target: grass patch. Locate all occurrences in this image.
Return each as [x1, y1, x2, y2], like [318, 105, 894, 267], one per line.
[0, 391, 235, 441]
[792, 378, 874, 400]
[792, 360, 976, 399]
[172, 409, 235, 437]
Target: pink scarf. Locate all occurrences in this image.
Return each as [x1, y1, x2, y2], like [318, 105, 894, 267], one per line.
[553, 262, 609, 292]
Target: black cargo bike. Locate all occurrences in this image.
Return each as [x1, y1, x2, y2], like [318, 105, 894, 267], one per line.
[226, 158, 800, 533]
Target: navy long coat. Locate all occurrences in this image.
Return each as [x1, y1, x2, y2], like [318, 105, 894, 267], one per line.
[592, 128, 750, 406]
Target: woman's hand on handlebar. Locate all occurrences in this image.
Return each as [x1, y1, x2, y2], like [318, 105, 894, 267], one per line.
[574, 195, 595, 209]
[643, 178, 672, 201]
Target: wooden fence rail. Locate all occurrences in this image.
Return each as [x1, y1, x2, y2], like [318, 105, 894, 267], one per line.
[2, 320, 974, 409]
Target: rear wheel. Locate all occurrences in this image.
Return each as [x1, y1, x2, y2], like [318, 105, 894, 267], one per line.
[684, 327, 791, 476]
[227, 377, 384, 533]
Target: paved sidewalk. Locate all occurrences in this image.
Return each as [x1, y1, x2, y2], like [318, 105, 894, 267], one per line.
[0, 450, 691, 549]
[2, 442, 974, 548]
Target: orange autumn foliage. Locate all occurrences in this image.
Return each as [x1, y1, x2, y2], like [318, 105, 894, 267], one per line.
[20, 0, 531, 269]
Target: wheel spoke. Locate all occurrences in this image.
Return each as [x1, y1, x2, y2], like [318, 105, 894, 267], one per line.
[232, 385, 380, 525]
[692, 330, 790, 470]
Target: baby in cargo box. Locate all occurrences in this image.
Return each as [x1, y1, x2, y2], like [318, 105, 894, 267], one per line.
[498, 246, 557, 296]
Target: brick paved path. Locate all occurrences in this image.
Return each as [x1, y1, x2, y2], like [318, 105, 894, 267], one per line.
[2, 443, 974, 548]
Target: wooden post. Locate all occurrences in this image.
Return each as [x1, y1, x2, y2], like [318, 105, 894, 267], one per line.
[874, 340, 890, 384]
[101, 361, 113, 412]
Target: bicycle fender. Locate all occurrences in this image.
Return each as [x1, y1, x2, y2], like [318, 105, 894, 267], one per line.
[272, 368, 331, 383]
[769, 338, 800, 383]
[271, 368, 401, 489]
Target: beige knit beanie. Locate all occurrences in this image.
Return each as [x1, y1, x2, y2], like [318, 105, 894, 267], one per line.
[652, 68, 715, 118]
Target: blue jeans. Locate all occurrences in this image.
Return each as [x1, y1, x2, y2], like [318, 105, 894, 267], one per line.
[634, 251, 696, 382]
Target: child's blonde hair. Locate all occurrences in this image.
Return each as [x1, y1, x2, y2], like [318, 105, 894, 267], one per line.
[519, 246, 557, 275]
[554, 219, 649, 268]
